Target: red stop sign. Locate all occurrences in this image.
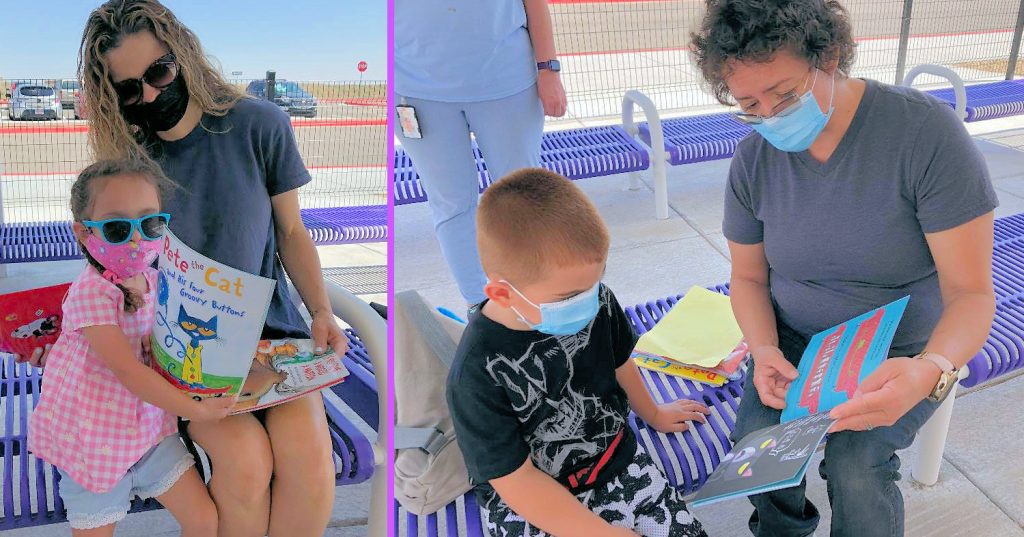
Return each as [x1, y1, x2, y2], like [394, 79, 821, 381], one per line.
[357, 61, 368, 73]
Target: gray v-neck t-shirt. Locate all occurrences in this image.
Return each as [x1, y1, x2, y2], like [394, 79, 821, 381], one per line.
[723, 78, 998, 355]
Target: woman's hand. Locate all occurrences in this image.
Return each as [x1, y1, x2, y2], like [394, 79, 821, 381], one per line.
[537, 70, 567, 117]
[751, 345, 799, 409]
[14, 344, 51, 368]
[829, 357, 940, 432]
[648, 399, 710, 433]
[311, 309, 349, 356]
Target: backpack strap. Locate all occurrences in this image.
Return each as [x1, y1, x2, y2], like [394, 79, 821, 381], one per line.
[394, 424, 452, 455]
[395, 290, 463, 454]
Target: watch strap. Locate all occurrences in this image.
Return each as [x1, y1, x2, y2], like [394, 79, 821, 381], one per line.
[916, 351, 956, 373]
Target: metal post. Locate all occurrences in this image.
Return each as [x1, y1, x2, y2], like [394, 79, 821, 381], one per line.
[265, 70, 276, 102]
[1007, 0, 1024, 80]
[622, 90, 669, 220]
[894, 0, 915, 85]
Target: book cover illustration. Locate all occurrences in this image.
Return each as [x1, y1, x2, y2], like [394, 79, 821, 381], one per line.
[781, 296, 910, 423]
[151, 231, 276, 401]
[690, 412, 834, 508]
[234, 338, 349, 413]
[0, 283, 72, 358]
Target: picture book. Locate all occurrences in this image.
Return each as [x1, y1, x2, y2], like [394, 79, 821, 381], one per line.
[780, 296, 910, 423]
[689, 297, 909, 507]
[633, 340, 749, 386]
[152, 231, 348, 414]
[0, 283, 72, 358]
[690, 412, 835, 508]
[633, 353, 730, 386]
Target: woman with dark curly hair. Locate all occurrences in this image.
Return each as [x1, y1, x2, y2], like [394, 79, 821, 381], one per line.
[692, 1, 998, 535]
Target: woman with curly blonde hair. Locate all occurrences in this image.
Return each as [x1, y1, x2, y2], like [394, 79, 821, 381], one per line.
[78, 2, 348, 536]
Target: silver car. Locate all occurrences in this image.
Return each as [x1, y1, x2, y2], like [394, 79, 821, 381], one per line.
[8, 84, 62, 121]
[58, 79, 80, 109]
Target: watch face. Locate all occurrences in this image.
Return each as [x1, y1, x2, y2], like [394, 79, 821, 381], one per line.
[930, 373, 957, 402]
[539, 60, 561, 72]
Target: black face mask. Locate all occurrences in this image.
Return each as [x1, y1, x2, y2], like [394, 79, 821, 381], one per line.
[121, 73, 190, 132]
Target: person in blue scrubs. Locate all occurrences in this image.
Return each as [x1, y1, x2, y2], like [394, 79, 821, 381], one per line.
[395, 0, 567, 306]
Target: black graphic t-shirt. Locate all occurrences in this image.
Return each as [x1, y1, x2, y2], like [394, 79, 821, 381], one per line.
[447, 285, 639, 504]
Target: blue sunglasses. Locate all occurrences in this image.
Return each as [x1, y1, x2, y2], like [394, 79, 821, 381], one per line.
[82, 213, 171, 245]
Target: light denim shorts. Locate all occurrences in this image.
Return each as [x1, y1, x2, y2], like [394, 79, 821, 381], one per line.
[57, 434, 195, 529]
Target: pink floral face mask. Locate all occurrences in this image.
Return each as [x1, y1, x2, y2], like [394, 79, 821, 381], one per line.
[82, 235, 162, 284]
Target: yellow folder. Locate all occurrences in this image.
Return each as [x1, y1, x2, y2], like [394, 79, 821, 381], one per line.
[634, 286, 743, 368]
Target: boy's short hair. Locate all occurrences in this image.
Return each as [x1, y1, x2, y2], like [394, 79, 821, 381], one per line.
[477, 168, 610, 285]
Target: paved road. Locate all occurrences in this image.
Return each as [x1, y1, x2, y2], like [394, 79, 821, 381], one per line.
[0, 103, 385, 174]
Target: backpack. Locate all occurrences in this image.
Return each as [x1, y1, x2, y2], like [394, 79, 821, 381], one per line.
[393, 290, 473, 515]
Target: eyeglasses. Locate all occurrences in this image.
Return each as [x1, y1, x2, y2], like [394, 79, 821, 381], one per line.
[83, 213, 171, 245]
[732, 69, 814, 125]
[112, 52, 178, 106]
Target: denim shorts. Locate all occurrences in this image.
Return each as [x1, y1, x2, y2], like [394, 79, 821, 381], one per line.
[57, 434, 196, 529]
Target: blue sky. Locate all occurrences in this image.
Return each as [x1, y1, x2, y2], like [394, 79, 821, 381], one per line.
[0, 0, 386, 82]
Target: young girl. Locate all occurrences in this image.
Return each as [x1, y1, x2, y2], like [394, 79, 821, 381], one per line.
[27, 158, 236, 536]
[80, 2, 348, 534]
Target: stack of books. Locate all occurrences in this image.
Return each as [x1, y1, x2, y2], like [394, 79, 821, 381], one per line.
[632, 286, 748, 387]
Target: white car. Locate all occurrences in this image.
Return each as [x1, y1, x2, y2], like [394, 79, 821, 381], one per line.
[8, 83, 62, 121]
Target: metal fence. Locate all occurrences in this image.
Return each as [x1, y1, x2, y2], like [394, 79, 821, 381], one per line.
[0, 77, 386, 223]
[549, 0, 1024, 122]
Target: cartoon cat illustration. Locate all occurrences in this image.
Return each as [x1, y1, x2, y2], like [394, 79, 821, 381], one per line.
[177, 305, 218, 386]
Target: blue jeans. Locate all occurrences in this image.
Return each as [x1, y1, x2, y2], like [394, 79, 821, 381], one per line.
[396, 86, 544, 304]
[731, 320, 939, 537]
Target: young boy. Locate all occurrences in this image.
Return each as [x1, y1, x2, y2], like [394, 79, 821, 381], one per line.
[447, 168, 710, 537]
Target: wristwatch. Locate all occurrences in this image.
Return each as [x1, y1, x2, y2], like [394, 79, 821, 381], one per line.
[537, 59, 561, 73]
[914, 351, 959, 402]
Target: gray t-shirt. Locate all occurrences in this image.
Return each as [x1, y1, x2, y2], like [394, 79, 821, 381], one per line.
[723, 78, 998, 355]
[153, 97, 312, 339]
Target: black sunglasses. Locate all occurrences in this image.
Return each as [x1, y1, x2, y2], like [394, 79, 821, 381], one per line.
[112, 52, 178, 106]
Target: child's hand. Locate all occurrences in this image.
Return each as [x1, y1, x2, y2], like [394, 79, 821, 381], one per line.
[649, 399, 710, 433]
[187, 395, 238, 423]
[14, 344, 51, 368]
[751, 345, 799, 409]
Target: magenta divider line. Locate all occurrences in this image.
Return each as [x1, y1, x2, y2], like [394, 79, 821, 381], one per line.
[387, 0, 397, 533]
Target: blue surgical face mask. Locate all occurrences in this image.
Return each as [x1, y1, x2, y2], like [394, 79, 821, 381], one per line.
[750, 69, 836, 153]
[502, 280, 601, 336]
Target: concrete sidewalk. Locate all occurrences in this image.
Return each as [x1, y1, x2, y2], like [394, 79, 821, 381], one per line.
[0, 242, 386, 536]
[395, 120, 1024, 536]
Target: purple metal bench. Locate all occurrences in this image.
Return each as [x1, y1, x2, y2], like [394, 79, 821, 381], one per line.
[0, 328, 377, 529]
[393, 125, 651, 205]
[399, 211, 1024, 534]
[927, 79, 1024, 123]
[0, 206, 387, 264]
[636, 113, 753, 166]
[300, 205, 388, 245]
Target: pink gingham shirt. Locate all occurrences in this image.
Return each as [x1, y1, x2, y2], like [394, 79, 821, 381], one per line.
[28, 265, 176, 493]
